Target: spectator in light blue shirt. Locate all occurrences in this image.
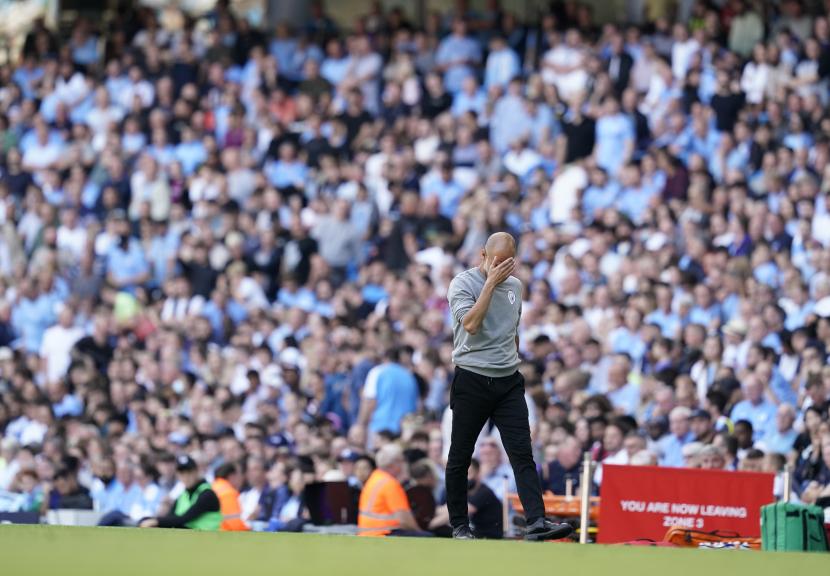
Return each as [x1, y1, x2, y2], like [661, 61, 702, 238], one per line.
[147, 221, 180, 288]
[527, 99, 558, 150]
[105, 215, 150, 293]
[782, 116, 813, 151]
[484, 36, 520, 90]
[201, 290, 248, 344]
[688, 284, 722, 328]
[174, 127, 207, 175]
[285, 37, 324, 82]
[686, 116, 720, 163]
[276, 280, 317, 311]
[582, 168, 619, 223]
[148, 130, 176, 168]
[320, 38, 350, 88]
[264, 142, 308, 191]
[594, 97, 634, 177]
[609, 308, 647, 369]
[10, 280, 57, 354]
[49, 381, 84, 418]
[658, 407, 696, 467]
[646, 284, 682, 339]
[269, 24, 298, 77]
[605, 354, 640, 416]
[730, 374, 778, 440]
[91, 460, 142, 516]
[12, 56, 43, 100]
[421, 162, 466, 219]
[752, 244, 780, 289]
[435, 19, 481, 93]
[360, 348, 419, 435]
[753, 349, 798, 407]
[760, 403, 798, 455]
[783, 282, 813, 331]
[70, 24, 99, 67]
[489, 79, 533, 153]
[451, 76, 487, 117]
[617, 163, 657, 225]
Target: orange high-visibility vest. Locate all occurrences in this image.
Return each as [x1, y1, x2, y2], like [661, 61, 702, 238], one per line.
[211, 478, 250, 531]
[357, 469, 410, 537]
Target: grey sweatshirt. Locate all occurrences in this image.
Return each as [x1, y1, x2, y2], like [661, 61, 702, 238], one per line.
[447, 267, 522, 377]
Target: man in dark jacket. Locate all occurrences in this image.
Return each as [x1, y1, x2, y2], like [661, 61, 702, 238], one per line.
[539, 436, 583, 496]
[607, 34, 633, 96]
[46, 465, 93, 512]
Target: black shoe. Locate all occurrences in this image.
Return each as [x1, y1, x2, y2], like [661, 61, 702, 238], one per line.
[452, 525, 475, 540]
[524, 518, 573, 542]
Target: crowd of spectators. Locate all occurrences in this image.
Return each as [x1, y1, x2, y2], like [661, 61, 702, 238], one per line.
[2, 0, 830, 533]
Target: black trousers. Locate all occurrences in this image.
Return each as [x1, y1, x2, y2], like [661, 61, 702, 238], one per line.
[445, 367, 545, 529]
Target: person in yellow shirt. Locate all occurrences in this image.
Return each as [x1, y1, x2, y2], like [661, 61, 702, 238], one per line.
[358, 444, 424, 536]
[212, 462, 250, 531]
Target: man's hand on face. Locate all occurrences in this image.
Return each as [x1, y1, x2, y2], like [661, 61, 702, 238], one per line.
[485, 257, 516, 288]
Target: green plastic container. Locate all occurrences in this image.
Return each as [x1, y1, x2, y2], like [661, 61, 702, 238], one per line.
[761, 502, 829, 552]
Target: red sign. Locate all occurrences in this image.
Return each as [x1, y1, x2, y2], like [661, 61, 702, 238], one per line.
[598, 465, 775, 543]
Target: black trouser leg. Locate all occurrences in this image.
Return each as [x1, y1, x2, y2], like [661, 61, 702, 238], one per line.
[491, 373, 545, 524]
[446, 368, 492, 530]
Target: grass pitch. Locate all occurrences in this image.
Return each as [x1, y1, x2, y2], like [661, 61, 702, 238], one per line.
[1, 525, 828, 576]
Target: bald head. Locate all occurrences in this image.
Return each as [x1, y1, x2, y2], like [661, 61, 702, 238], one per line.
[485, 232, 516, 255]
[480, 232, 517, 278]
[484, 232, 516, 256]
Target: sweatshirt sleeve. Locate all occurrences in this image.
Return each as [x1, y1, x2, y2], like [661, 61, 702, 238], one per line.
[448, 274, 476, 324]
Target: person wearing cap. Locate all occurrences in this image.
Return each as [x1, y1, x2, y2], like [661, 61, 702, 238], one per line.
[337, 449, 361, 488]
[690, 409, 716, 444]
[138, 456, 220, 530]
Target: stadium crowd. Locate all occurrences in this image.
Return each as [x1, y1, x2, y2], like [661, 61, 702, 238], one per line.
[2, 0, 830, 534]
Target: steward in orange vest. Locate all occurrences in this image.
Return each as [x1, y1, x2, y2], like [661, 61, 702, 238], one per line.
[357, 444, 422, 536]
[211, 463, 250, 531]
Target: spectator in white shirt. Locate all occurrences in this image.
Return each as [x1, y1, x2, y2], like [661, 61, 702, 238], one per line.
[85, 86, 124, 150]
[54, 61, 90, 108]
[504, 136, 542, 179]
[542, 29, 588, 100]
[22, 122, 64, 173]
[161, 277, 205, 323]
[670, 23, 700, 81]
[129, 154, 171, 222]
[40, 305, 84, 384]
[56, 207, 87, 262]
[119, 66, 155, 110]
[740, 44, 770, 105]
